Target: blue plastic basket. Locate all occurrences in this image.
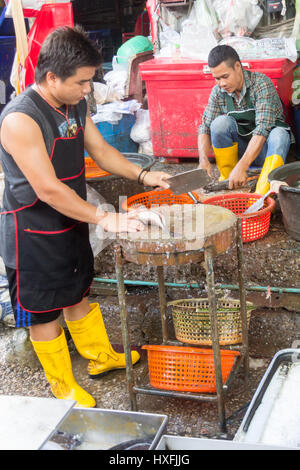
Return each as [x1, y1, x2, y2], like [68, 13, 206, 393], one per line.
[0, 7, 29, 36]
[0, 35, 16, 108]
[96, 115, 138, 153]
[85, 114, 138, 155]
[0, 7, 15, 36]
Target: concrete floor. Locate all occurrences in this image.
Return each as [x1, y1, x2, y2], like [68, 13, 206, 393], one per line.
[0, 151, 299, 445]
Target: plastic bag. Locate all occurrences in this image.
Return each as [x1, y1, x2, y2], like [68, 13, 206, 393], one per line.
[93, 83, 109, 105]
[0, 274, 14, 324]
[180, 24, 217, 59]
[93, 82, 121, 105]
[179, 2, 217, 59]
[219, 36, 257, 58]
[212, 0, 263, 37]
[157, 20, 181, 57]
[103, 68, 128, 101]
[194, 0, 219, 31]
[159, 22, 181, 49]
[138, 140, 153, 156]
[292, 0, 300, 38]
[220, 36, 297, 62]
[86, 184, 115, 256]
[130, 109, 151, 144]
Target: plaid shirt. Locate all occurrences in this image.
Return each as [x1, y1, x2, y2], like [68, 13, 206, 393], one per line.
[198, 68, 291, 140]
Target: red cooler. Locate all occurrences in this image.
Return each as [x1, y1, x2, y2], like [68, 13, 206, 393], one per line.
[139, 57, 295, 160]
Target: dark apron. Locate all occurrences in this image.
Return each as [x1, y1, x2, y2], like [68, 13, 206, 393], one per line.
[225, 89, 290, 141]
[3, 88, 94, 313]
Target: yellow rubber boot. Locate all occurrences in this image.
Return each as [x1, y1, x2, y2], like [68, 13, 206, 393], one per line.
[30, 328, 96, 408]
[65, 303, 140, 378]
[213, 142, 238, 181]
[255, 154, 284, 195]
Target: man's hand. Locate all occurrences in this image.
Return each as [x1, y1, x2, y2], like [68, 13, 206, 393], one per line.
[270, 180, 288, 194]
[228, 135, 266, 189]
[228, 163, 248, 189]
[98, 212, 146, 233]
[198, 157, 213, 177]
[142, 171, 170, 189]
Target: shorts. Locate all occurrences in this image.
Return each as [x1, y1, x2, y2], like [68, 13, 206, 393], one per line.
[5, 266, 89, 328]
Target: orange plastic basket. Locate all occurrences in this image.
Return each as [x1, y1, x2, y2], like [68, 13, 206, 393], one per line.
[142, 345, 240, 393]
[85, 157, 110, 179]
[122, 189, 198, 211]
[203, 193, 275, 243]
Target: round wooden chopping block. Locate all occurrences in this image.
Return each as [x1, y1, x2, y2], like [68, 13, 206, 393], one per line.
[117, 204, 238, 265]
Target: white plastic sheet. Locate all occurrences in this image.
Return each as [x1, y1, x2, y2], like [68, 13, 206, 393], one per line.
[86, 184, 114, 256]
[91, 100, 141, 125]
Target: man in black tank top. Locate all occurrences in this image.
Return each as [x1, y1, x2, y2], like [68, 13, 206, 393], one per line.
[0, 26, 170, 408]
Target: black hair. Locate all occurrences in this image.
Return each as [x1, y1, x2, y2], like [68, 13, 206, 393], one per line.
[208, 45, 241, 69]
[35, 25, 102, 83]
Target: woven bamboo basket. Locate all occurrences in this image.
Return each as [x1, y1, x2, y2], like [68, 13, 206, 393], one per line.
[168, 298, 254, 346]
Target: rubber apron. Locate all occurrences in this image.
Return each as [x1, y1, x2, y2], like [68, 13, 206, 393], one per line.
[225, 89, 290, 141]
[3, 88, 94, 313]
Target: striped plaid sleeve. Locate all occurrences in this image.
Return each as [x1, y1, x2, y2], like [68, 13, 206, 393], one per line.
[252, 75, 284, 139]
[198, 86, 223, 135]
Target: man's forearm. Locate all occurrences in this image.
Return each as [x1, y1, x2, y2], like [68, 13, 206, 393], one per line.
[198, 133, 212, 163]
[39, 180, 106, 225]
[84, 116, 141, 181]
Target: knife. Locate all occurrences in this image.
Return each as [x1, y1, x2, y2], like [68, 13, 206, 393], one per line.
[168, 168, 212, 195]
[204, 174, 259, 192]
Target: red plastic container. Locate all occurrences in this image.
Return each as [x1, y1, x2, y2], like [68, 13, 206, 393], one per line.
[203, 193, 276, 243]
[142, 344, 240, 393]
[122, 189, 198, 211]
[24, 3, 74, 90]
[139, 57, 295, 159]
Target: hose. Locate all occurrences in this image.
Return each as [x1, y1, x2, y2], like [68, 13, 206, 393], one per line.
[93, 277, 300, 295]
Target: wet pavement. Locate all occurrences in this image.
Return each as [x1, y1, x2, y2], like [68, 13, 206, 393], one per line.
[0, 154, 299, 443]
[0, 322, 272, 440]
[0, 285, 298, 441]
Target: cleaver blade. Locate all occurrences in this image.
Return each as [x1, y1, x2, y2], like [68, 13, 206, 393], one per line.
[167, 168, 212, 195]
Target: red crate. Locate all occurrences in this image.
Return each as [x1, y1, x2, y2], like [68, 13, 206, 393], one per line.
[142, 345, 240, 393]
[139, 58, 295, 159]
[203, 193, 275, 243]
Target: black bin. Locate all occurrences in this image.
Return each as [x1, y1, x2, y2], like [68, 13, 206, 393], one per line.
[269, 162, 300, 241]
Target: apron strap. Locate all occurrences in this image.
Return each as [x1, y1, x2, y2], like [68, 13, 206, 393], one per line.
[27, 87, 83, 138]
[26, 87, 61, 138]
[73, 105, 82, 130]
[225, 87, 252, 112]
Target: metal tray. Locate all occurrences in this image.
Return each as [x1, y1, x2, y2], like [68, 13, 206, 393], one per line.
[86, 152, 155, 182]
[235, 348, 300, 449]
[155, 435, 293, 450]
[42, 407, 168, 450]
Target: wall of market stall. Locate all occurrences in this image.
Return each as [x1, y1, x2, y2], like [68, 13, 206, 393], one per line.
[142, 0, 300, 160]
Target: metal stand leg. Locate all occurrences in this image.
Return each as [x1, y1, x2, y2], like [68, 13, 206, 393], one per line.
[157, 266, 169, 343]
[205, 247, 226, 433]
[236, 219, 249, 383]
[115, 244, 137, 411]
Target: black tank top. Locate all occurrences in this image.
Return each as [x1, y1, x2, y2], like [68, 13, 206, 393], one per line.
[0, 87, 87, 268]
